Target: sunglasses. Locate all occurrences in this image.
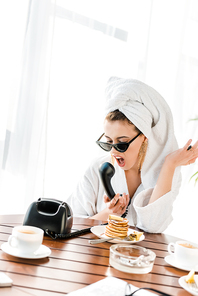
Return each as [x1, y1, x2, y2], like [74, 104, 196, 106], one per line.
[96, 132, 142, 153]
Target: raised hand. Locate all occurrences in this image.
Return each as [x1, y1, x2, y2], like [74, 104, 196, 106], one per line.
[165, 139, 198, 168]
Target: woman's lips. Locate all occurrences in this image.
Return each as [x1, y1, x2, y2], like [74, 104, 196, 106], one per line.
[113, 155, 125, 167]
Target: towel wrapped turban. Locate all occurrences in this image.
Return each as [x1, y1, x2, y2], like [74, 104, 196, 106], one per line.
[104, 77, 178, 188]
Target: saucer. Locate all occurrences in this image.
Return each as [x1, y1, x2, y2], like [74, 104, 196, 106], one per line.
[91, 225, 145, 244]
[179, 275, 198, 296]
[1, 242, 51, 259]
[165, 255, 198, 272]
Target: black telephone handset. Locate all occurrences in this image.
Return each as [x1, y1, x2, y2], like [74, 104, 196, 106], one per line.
[99, 162, 130, 218]
[99, 162, 116, 199]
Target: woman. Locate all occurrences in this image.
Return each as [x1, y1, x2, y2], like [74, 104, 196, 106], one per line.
[66, 77, 198, 233]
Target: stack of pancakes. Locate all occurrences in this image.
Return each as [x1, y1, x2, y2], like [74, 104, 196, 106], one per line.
[105, 215, 129, 238]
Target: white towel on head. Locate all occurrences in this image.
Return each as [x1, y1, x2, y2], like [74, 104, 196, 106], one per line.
[105, 77, 179, 188]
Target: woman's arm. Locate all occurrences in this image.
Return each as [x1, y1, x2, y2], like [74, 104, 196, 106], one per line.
[89, 207, 110, 221]
[149, 139, 198, 204]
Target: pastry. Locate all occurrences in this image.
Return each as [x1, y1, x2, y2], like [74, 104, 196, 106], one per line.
[105, 215, 129, 238]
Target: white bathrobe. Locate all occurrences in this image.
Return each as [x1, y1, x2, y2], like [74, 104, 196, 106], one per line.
[66, 153, 181, 233]
[66, 77, 182, 233]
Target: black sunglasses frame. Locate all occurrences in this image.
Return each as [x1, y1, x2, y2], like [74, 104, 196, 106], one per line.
[126, 286, 171, 296]
[96, 132, 142, 153]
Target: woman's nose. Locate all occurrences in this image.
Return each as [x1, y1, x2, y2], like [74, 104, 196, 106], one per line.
[110, 146, 118, 153]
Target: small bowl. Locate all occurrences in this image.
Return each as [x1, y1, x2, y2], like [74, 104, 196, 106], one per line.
[110, 244, 156, 274]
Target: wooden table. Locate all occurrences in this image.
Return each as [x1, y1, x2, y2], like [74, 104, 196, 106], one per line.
[0, 214, 192, 295]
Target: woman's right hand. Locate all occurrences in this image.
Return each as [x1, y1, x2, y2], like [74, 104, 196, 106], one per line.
[104, 193, 129, 216]
[90, 193, 129, 221]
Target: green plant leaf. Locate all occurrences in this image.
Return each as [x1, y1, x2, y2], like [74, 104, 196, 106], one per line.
[190, 171, 198, 185]
[190, 171, 198, 179]
[188, 117, 198, 122]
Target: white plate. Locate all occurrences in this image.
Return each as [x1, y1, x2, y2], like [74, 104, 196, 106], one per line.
[1, 242, 51, 259]
[165, 255, 198, 272]
[179, 275, 198, 296]
[90, 225, 145, 244]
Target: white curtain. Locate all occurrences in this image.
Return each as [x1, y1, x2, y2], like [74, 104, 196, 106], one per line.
[0, 0, 56, 213]
[1, 0, 198, 242]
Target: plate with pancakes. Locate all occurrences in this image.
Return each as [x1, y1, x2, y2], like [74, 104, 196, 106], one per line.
[91, 215, 145, 244]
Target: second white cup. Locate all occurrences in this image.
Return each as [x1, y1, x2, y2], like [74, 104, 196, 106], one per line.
[168, 240, 198, 267]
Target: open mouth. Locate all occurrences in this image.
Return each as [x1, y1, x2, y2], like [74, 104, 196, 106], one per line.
[114, 156, 125, 167]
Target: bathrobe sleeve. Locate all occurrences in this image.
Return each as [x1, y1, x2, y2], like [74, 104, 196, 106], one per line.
[66, 155, 109, 217]
[133, 167, 181, 233]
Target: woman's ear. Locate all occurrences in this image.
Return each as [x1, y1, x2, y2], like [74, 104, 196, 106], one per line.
[141, 135, 147, 142]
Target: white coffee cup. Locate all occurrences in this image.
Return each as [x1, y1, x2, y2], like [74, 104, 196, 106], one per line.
[168, 240, 198, 267]
[8, 225, 44, 254]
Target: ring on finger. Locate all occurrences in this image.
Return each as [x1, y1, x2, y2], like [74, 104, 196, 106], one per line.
[187, 145, 192, 151]
[120, 206, 125, 210]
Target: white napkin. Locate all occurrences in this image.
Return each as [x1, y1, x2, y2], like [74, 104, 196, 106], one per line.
[67, 276, 155, 295]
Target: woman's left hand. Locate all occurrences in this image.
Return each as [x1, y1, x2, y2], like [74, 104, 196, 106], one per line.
[165, 139, 198, 168]
[149, 139, 198, 205]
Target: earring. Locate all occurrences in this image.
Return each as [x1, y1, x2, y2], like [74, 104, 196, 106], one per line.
[111, 154, 115, 165]
[138, 140, 148, 172]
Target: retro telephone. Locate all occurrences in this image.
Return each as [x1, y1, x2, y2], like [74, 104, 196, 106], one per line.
[23, 198, 74, 239]
[99, 162, 130, 217]
[99, 162, 116, 199]
[23, 198, 96, 239]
